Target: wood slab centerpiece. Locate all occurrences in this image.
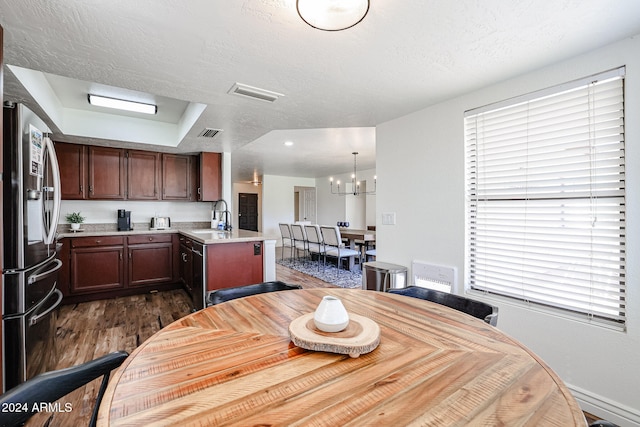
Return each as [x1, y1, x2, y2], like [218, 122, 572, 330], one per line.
[289, 296, 380, 358]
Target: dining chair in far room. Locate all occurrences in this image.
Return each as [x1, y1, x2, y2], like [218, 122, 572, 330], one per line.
[387, 286, 498, 326]
[278, 223, 294, 261]
[290, 223, 309, 265]
[304, 224, 327, 271]
[365, 249, 376, 262]
[208, 281, 302, 305]
[320, 226, 360, 278]
[0, 351, 129, 427]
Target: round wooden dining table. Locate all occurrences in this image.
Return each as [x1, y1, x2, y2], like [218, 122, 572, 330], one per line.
[97, 288, 586, 426]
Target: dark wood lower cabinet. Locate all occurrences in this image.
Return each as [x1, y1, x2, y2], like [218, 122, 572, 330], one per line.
[178, 236, 193, 297]
[71, 245, 126, 293]
[128, 235, 174, 287]
[58, 234, 267, 305]
[69, 236, 125, 295]
[60, 234, 180, 304]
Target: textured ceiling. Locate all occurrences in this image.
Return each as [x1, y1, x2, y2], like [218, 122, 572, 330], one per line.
[2, 0, 640, 183]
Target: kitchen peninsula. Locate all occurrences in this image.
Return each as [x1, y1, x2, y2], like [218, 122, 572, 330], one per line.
[56, 225, 276, 310]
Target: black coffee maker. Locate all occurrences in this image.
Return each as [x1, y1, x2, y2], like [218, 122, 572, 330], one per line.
[117, 209, 132, 231]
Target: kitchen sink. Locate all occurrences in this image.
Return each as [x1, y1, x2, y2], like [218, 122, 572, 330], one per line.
[189, 229, 231, 237]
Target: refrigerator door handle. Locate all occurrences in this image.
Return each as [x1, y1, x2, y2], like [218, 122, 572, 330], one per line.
[28, 288, 63, 326]
[27, 259, 63, 284]
[43, 134, 61, 245]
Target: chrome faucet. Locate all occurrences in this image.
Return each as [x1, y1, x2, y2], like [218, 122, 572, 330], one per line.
[221, 210, 232, 231]
[212, 199, 232, 231]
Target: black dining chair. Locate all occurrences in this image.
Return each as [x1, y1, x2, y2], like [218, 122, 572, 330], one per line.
[207, 281, 302, 305]
[387, 286, 498, 326]
[0, 350, 128, 427]
[589, 421, 619, 427]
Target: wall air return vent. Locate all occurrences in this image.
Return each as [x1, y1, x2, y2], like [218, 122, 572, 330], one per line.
[228, 83, 284, 103]
[198, 128, 223, 138]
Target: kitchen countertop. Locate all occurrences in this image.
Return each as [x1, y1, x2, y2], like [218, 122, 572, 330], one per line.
[179, 228, 277, 244]
[58, 227, 277, 245]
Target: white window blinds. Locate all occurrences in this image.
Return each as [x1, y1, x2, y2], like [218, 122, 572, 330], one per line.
[464, 68, 626, 325]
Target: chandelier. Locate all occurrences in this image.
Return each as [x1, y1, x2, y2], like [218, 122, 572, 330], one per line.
[296, 0, 370, 31]
[330, 152, 376, 196]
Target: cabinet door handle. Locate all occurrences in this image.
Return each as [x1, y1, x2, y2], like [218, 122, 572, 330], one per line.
[182, 253, 187, 262]
[95, 240, 101, 244]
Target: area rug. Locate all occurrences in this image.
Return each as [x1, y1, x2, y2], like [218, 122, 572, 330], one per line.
[277, 257, 362, 289]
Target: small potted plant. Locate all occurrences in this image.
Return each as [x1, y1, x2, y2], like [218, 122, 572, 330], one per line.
[65, 212, 85, 231]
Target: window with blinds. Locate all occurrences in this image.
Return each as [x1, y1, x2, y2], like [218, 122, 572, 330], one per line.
[464, 67, 626, 326]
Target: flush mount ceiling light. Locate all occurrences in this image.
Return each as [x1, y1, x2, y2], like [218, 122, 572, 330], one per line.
[87, 94, 157, 115]
[297, 0, 370, 31]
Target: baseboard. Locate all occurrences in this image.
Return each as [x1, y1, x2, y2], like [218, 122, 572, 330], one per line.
[570, 384, 640, 426]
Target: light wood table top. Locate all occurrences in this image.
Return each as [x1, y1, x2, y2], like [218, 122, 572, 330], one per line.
[98, 288, 586, 426]
[339, 228, 376, 243]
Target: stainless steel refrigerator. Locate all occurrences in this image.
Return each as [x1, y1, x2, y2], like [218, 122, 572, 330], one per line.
[2, 102, 62, 392]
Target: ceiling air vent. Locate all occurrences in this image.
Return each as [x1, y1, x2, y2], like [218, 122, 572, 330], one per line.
[228, 83, 284, 103]
[198, 128, 222, 138]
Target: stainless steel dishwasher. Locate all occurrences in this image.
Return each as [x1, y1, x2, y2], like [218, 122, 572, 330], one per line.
[191, 242, 205, 310]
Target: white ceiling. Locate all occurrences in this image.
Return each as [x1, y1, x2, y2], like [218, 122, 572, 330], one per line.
[2, 0, 640, 183]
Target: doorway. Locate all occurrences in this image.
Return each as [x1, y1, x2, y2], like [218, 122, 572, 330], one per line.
[294, 187, 316, 223]
[238, 193, 259, 231]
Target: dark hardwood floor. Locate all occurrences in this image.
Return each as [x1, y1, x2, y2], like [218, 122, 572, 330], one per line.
[23, 256, 600, 426]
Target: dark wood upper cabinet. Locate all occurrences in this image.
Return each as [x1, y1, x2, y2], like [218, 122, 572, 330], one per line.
[88, 146, 126, 199]
[56, 142, 87, 199]
[199, 152, 221, 201]
[56, 143, 219, 202]
[190, 155, 199, 202]
[127, 150, 160, 200]
[162, 154, 192, 200]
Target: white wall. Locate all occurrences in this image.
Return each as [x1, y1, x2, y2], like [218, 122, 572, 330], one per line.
[315, 168, 376, 227]
[261, 171, 375, 245]
[262, 175, 316, 245]
[376, 35, 640, 426]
